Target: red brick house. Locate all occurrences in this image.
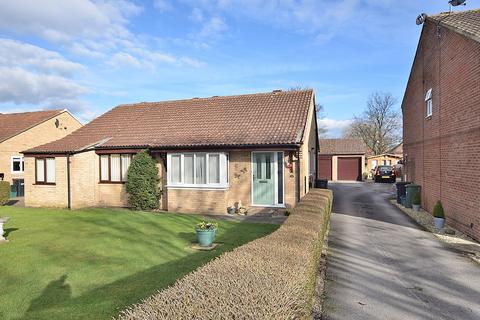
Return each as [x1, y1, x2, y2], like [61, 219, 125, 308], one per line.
[402, 9, 480, 240]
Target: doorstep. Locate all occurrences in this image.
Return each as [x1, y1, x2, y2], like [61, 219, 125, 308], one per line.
[390, 199, 480, 264]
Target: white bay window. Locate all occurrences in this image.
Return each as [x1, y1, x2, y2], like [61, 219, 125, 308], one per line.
[167, 153, 228, 188]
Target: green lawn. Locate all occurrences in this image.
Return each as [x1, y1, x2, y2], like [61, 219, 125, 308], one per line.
[0, 207, 278, 320]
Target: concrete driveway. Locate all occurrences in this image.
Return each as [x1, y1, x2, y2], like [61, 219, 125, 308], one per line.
[323, 182, 480, 320]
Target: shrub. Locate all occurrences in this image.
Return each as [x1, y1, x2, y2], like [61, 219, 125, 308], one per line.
[126, 151, 160, 210]
[118, 189, 333, 320]
[412, 192, 421, 205]
[433, 200, 445, 219]
[0, 181, 9, 205]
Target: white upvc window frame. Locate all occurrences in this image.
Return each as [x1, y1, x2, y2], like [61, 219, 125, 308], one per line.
[425, 88, 433, 118]
[167, 152, 229, 189]
[11, 156, 24, 173]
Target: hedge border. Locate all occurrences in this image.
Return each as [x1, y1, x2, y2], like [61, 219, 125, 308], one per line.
[0, 181, 10, 206]
[118, 189, 333, 320]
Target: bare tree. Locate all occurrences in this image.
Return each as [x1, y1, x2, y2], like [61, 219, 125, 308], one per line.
[344, 92, 401, 155]
[316, 103, 328, 136]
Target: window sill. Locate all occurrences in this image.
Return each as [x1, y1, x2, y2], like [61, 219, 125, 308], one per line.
[167, 184, 229, 190]
[34, 183, 56, 186]
[99, 181, 126, 184]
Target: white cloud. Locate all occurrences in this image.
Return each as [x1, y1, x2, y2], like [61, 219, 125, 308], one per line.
[0, 38, 85, 77]
[180, 0, 363, 43]
[318, 118, 353, 138]
[198, 16, 228, 40]
[0, 0, 140, 42]
[154, 0, 173, 12]
[108, 52, 143, 69]
[0, 67, 88, 105]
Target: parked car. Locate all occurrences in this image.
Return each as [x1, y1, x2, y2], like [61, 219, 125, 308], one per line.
[374, 165, 396, 183]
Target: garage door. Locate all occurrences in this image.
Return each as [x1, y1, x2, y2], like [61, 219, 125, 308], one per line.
[318, 156, 332, 180]
[337, 157, 361, 181]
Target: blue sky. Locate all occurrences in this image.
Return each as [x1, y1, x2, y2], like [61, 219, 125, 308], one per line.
[0, 0, 477, 137]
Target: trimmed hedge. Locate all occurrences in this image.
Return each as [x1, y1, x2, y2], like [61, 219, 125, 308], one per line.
[118, 189, 333, 320]
[0, 181, 10, 206]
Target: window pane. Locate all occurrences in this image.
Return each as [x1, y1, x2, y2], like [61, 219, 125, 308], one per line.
[265, 154, 271, 179]
[110, 154, 121, 182]
[208, 154, 220, 183]
[100, 155, 109, 181]
[12, 158, 21, 172]
[171, 155, 181, 183]
[196, 154, 206, 184]
[277, 152, 283, 204]
[121, 154, 132, 181]
[256, 154, 262, 179]
[184, 154, 194, 184]
[36, 159, 45, 182]
[46, 158, 55, 183]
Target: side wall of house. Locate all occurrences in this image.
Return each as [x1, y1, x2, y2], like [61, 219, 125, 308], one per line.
[403, 21, 480, 240]
[0, 112, 81, 184]
[299, 97, 317, 198]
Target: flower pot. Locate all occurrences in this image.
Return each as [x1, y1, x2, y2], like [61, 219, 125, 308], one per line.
[227, 206, 236, 215]
[433, 217, 445, 229]
[196, 228, 216, 247]
[412, 204, 421, 211]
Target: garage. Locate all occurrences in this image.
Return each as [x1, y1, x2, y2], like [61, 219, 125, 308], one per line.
[337, 157, 361, 181]
[318, 139, 366, 181]
[318, 155, 332, 180]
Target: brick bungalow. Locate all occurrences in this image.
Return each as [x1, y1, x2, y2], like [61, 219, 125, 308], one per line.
[0, 110, 82, 197]
[402, 9, 480, 240]
[318, 139, 366, 181]
[22, 89, 319, 213]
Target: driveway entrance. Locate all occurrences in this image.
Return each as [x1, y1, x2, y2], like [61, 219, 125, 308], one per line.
[323, 182, 480, 320]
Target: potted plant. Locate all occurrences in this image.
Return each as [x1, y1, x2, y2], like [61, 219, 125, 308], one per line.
[433, 200, 445, 229]
[412, 193, 421, 211]
[195, 221, 218, 247]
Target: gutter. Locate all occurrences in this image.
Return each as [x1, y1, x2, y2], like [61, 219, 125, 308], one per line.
[67, 153, 71, 209]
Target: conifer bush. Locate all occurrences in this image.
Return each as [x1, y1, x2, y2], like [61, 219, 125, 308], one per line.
[126, 151, 160, 210]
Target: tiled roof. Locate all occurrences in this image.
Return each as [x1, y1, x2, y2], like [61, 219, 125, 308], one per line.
[25, 90, 314, 154]
[428, 9, 480, 42]
[319, 138, 366, 155]
[0, 109, 65, 143]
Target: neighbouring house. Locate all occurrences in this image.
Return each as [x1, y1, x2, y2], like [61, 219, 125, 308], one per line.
[318, 139, 366, 181]
[22, 89, 319, 213]
[0, 110, 82, 197]
[365, 143, 403, 173]
[402, 9, 480, 240]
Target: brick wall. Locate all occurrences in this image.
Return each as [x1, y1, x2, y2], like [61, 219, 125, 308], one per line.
[168, 150, 299, 214]
[403, 20, 480, 240]
[26, 149, 301, 213]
